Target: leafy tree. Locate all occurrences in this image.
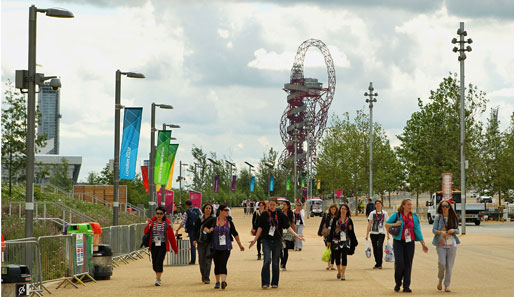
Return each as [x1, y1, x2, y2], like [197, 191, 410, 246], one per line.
[476, 108, 502, 198]
[49, 158, 74, 192]
[1, 81, 46, 197]
[496, 112, 514, 201]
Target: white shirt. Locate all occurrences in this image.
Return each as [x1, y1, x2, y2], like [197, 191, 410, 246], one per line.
[368, 210, 388, 235]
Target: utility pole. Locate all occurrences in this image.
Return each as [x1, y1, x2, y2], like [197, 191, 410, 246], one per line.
[364, 82, 378, 202]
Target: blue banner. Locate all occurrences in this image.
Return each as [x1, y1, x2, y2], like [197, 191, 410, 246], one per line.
[270, 176, 275, 192]
[250, 176, 255, 192]
[120, 107, 143, 180]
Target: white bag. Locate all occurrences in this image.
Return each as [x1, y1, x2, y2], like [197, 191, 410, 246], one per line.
[365, 240, 372, 258]
[384, 240, 394, 262]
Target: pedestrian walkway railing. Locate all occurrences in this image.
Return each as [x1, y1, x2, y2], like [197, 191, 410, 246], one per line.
[101, 223, 147, 265]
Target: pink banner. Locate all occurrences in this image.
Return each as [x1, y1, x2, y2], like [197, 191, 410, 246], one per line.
[189, 191, 202, 208]
[157, 190, 174, 214]
[336, 189, 343, 198]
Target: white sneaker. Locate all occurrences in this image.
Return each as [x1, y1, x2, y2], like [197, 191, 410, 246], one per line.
[155, 280, 161, 286]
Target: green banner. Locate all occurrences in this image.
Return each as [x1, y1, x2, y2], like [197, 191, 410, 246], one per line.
[286, 176, 291, 191]
[301, 176, 306, 187]
[154, 131, 178, 185]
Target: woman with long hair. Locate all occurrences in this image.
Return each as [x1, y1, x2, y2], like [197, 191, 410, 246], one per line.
[203, 204, 245, 289]
[143, 206, 178, 286]
[318, 204, 338, 270]
[432, 200, 460, 292]
[385, 199, 428, 293]
[326, 204, 358, 280]
[280, 200, 295, 271]
[293, 202, 305, 251]
[193, 203, 216, 284]
[252, 201, 267, 260]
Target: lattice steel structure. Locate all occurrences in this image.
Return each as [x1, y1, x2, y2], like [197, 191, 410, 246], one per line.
[279, 39, 336, 172]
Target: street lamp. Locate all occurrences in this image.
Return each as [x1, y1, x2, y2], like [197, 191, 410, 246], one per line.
[208, 158, 220, 202]
[452, 22, 473, 234]
[245, 161, 254, 202]
[159, 124, 180, 207]
[264, 162, 274, 200]
[364, 82, 378, 203]
[148, 103, 173, 217]
[178, 161, 189, 209]
[19, 5, 74, 238]
[113, 70, 145, 226]
[226, 161, 236, 207]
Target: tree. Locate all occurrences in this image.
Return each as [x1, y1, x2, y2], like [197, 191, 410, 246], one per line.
[476, 108, 503, 198]
[49, 158, 74, 192]
[1, 81, 46, 197]
[496, 112, 514, 201]
[397, 74, 487, 193]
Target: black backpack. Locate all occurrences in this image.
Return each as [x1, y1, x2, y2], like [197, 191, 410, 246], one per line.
[185, 207, 201, 233]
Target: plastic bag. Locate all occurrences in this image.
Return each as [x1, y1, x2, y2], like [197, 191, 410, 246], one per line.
[384, 240, 394, 262]
[322, 246, 331, 262]
[365, 240, 372, 258]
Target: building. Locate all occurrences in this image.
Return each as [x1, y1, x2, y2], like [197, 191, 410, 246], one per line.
[37, 82, 61, 154]
[35, 155, 82, 184]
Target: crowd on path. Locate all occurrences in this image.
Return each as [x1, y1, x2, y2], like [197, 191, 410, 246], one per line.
[143, 197, 460, 293]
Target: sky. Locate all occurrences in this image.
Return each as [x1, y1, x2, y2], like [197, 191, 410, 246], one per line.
[2, 0, 514, 187]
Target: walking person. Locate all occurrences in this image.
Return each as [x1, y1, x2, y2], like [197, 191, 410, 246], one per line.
[193, 203, 216, 284]
[294, 202, 305, 251]
[365, 199, 390, 269]
[144, 206, 179, 286]
[252, 201, 266, 260]
[432, 200, 460, 292]
[326, 204, 358, 280]
[280, 200, 295, 271]
[366, 198, 376, 217]
[176, 200, 202, 265]
[318, 205, 338, 270]
[203, 204, 245, 289]
[385, 198, 428, 293]
[249, 198, 304, 289]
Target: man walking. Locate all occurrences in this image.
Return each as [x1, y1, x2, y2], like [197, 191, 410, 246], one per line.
[176, 200, 202, 264]
[366, 198, 376, 217]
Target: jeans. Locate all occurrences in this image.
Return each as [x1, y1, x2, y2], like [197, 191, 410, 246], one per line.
[295, 224, 304, 250]
[393, 239, 415, 289]
[437, 246, 457, 287]
[197, 241, 212, 281]
[188, 233, 196, 264]
[370, 233, 385, 267]
[261, 239, 282, 286]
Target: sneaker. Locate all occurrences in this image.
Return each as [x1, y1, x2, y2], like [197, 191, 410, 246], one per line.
[444, 287, 451, 292]
[271, 285, 278, 289]
[394, 285, 401, 292]
[203, 280, 210, 284]
[262, 286, 269, 289]
[298, 248, 302, 251]
[221, 281, 227, 290]
[330, 266, 336, 271]
[214, 282, 220, 289]
[403, 288, 412, 293]
[340, 276, 345, 281]
[257, 254, 261, 260]
[337, 273, 341, 279]
[155, 280, 161, 286]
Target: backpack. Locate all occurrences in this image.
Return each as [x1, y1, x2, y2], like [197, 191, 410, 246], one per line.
[185, 207, 201, 233]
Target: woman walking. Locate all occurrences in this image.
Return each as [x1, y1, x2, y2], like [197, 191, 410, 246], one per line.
[432, 200, 460, 292]
[294, 202, 305, 251]
[280, 200, 295, 271]
[203, 204, 245, 289]
[326, 204, 358, 280]
[318, 205, 338, 270]
[385, 199, 428, 293]
[365, 199, 390, 269]
[252, 201, 266, 260]
[144, 206, 178, 286]
[193, 203, 216, 284]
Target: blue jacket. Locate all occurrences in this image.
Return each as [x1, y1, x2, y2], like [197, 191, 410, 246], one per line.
[386, 212, 424, 241]
[431, 214, 460, 246]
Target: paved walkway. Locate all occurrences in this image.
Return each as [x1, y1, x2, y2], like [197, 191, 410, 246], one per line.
[47, 208, 514, 296]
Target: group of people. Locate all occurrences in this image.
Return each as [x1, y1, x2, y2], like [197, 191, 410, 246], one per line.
[144, 196, 460, 293]
[242, 199, 256, 215]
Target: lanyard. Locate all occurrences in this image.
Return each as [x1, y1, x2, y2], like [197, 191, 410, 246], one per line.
[268, 210, 278, 226]
[402, 213, 413, 229]
[338, 216, 348, 230]
[216, 218, 227, 233]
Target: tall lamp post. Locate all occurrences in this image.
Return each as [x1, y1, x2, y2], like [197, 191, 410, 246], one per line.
[264, 163, 274, 200]
[364, 82, 378, 203]
[148, 103, 173, 217]
[452, 22, 472, 234]
[245, 162, 254, 201]
[226, 161, 236, 207]
[208, 158, 220, 202]
[160, 124, 180, 207]
[178, 161, 189, 208]
[20, 4, 74, 240]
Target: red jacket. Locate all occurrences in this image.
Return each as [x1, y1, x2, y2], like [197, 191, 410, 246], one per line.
[144, 217, 178, 253]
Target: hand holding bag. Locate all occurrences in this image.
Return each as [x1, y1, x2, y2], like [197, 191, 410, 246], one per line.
[388, 212, 402, 236]
[384, 239, 394, 262]
[321, 246, 331, 262]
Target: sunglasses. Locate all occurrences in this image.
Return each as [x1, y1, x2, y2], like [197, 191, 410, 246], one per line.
[441, 205, 450, 208]
[222, 209, 229, 211]
[156, 212, 165, 215]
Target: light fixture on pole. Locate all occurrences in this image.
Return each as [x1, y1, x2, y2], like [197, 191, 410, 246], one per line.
[148, 103, 173, 217]
[178, 161, 189, 209]
[226, 161, 236, 207]
[245, 162, 254, 202]
[364, 82, 378, 203]
[264, 162, 274, 200]
[208, 158, 220, 202]
[452, 22, 472, 234]
[160, 123, 180, 208]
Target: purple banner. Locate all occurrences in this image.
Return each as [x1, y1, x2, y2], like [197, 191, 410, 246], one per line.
[231, 175, 237, 192]
[214, 175, 220, 193]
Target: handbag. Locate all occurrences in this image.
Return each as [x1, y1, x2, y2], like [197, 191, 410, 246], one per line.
[140, 232, 150, 248]
[384, 240, 394, 262]
[388, 212, 402, 236]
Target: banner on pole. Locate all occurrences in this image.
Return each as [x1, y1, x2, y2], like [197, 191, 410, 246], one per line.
[317, 179, 321, 190]
[189, 191, 202, 208]
[154, 130, 178, 185]
[270, 176, 275, 192]
[165, 159, 176, 190]
[141, 166, 149, 193]
[286, 176, 291, 191]
[231, 175, 237, 192]
[157, 190, 174, 214]
[336, 189, 343, 198]
[301, 176, 306, 187]
[214, 175, 220, 193]
[250, 176, 255, 192]
[120, 107, 142, 180]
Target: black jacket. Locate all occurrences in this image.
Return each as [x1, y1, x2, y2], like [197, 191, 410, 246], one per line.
[192, 215, 215, 242]
[318, 213, 336, 236]
[327, 216, 358, 254]
[366, 202, 376, 217]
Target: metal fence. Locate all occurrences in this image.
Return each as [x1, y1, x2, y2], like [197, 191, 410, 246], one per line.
[100, 223, 147, 263]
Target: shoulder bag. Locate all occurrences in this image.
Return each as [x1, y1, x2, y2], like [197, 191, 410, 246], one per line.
[387, 212, 402, 236]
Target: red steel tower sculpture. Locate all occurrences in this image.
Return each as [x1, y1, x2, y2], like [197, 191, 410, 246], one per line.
[279, 39, 336, 175]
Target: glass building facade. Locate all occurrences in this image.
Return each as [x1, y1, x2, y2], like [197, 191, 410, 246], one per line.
[37, 83, 60, 154]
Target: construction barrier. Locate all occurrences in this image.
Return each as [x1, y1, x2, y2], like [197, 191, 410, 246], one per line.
[165, 239, 190, 266]
[3, 238, 44, 296]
